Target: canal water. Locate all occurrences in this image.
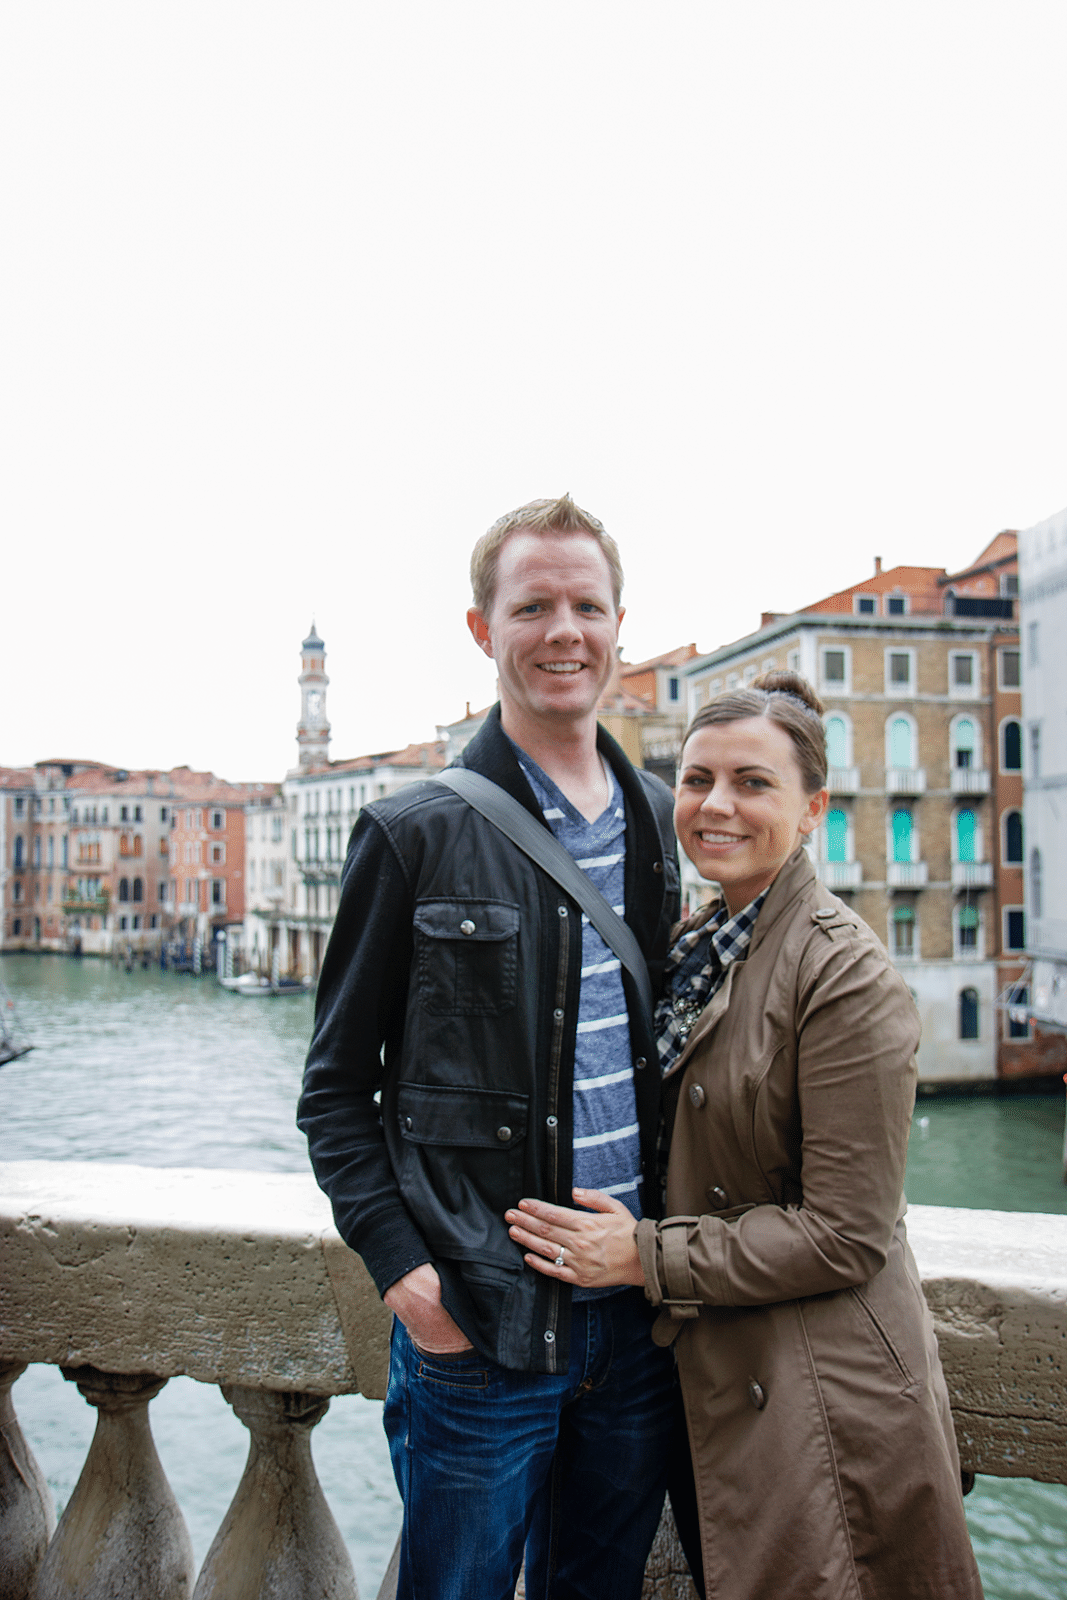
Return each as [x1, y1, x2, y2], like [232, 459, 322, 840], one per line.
[2, 953, 1065, 1599]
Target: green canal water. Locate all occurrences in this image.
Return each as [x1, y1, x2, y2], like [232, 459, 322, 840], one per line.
[2, 953, 1065, 1598]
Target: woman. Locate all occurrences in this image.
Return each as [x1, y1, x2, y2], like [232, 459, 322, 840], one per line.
[506, 671, 983, 1600]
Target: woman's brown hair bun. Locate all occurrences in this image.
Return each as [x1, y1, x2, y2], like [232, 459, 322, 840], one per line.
[752, 670, 825, 716]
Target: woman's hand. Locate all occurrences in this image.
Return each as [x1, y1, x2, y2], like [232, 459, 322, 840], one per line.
[505, 1188, 645, 1288]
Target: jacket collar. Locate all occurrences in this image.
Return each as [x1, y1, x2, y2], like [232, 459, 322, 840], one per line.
[746, 845, 817, 959]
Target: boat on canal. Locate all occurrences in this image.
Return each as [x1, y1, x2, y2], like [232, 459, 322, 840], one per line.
[0, 983, 34, 1066]
[218, 972, 311, 998]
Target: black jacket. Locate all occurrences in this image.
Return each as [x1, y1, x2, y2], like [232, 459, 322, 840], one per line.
[297, 706, 679, 1372]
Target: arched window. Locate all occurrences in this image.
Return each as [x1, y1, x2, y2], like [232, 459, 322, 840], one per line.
[1030, 849, 1043, 919]
[118, 878, 130, 903]
[132, 877, 143, 903]
[1004, 811, 1023, 865]
[825, 716, 848, 769]
[958, 905, 979, 951]
[32, 836, 41, 867]
[953, 718, 975, 770]
[956, 810, 976, 863]
[826, 810, 848, 862]
[892, 905, 915, 957]
[959, 988, 979, 1040]
[892, 809, 912, 863]
[1002, 719, 1022, 771]
[889, 718, 913, 769]
[13, 835, 24, 869]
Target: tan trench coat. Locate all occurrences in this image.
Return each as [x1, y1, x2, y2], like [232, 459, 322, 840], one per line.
[635, 849, 983, 1600]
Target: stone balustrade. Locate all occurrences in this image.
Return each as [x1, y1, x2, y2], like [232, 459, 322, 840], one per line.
[1, 1160, 1065, 1600]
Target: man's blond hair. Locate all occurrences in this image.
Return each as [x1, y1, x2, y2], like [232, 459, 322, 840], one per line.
[470, 494, 624, 616]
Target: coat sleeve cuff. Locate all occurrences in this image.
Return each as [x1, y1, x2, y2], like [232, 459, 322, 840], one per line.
[636, 1217, 664, 1304]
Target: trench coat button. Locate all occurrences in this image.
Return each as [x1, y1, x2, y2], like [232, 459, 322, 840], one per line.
[558, 905, 568, 918]
[635, 1057, 647, 1070]
[553, 1007, 565, 1021]
[748, 1380, 767, 1410]
[813, 909, 835, 921]
[546, 1115, 558, 1128]
[689, 1083, 706, 1109]
[460, 919, 476, 935]
[707, 1185, 728, 1208]
[496, 1126, 512, 1142]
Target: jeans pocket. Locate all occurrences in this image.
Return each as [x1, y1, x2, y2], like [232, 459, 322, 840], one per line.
[412, 1344, 491, 1389]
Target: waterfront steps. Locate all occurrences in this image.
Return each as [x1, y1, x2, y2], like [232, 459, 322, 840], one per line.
[2, 1160, 1066, 1598]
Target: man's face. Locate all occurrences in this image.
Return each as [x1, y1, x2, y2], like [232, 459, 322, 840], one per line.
[467, 530, 623, 733]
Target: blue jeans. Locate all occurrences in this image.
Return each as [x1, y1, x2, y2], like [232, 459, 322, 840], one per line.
[383, 1288, 678, 1600]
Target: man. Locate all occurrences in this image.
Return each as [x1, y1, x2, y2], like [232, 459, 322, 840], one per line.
[298, 495, 680, 1600]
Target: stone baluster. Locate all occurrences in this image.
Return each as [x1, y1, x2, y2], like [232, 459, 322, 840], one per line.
[0, 1361, 56, 1600]
[192, 1386, 358, 1600]
[34, 1367, 195, 1600]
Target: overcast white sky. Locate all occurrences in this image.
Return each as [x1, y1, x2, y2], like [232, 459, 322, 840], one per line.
[4, 3, 1066, 779]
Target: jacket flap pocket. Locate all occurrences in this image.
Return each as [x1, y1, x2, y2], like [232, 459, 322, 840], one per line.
[413, 899, 520, 943]
[398, 1083, 528, 1149]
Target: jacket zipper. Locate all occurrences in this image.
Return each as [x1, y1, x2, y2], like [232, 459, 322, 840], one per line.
[543, 899, 570, 1372]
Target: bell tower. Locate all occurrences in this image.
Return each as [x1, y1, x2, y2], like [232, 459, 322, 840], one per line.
[297, 623, 331, 769]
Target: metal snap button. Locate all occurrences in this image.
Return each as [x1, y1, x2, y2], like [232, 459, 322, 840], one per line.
[558, 905, 568, 918]
[553, 1007, 565, 1021]
[635, 1056, 647, 1070]
[708, 1185, 728, 1208]
[544, 1330, 555, 1343]
[653, 861, 663, 874]
[546, 1115, 558, 1128]
[748, 1380, 767, 1411]
[496, 1126, 512, 1142]
[403, 1116, 413, 1131]
[460, 919, 476, 935]
[689, 1084, 706, 1109]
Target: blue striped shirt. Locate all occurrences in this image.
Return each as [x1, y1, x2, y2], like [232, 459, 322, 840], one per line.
[513, 750, 644, 1248]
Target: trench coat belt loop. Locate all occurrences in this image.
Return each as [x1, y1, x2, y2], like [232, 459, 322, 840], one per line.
[659, 1216, 701, 1320]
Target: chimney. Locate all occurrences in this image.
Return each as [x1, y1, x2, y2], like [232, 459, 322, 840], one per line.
[874, 557, 882, 575]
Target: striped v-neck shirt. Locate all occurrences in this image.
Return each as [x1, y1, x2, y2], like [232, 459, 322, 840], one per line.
[513, 748, 644, 1246]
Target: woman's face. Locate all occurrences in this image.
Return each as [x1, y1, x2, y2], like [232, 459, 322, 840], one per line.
[675, 717, 828, 913]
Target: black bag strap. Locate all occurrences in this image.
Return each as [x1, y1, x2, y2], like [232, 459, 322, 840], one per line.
[435, 767, 654, 1023]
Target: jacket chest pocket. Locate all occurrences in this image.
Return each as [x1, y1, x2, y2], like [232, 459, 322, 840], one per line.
[414, 898, 520, 1016]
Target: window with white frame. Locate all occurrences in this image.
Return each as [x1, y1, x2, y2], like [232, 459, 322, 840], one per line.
[824, 807, 849, 863]
[885, 713, 917, 770]
[1000, 719, 1022, 772]
[726, 672, 739, 689]
[824, 714, 851, 770]
[853, 594, 877, 615]
[891, 904, 916, 957]
[889, 806, 916, 863]
[1003, 810, 1023, 866]
[949, 651, 978, 695]
[885, 648, 914, 694]
[953, 808, 978, 864]
[955, 903, 980, 956]
[950, 716, 978, 770]
[743, 664, 757, 685]
[958, 988, 980, 1039]
[885, 593, 908, 616]
[761, 658, 777, 673]
[999, 649, 1021, 689]
[787, 650, 800, 672]
[210, 843, 225, 865]
[820, 645, 850, 694]
[212, 810, 224, 830]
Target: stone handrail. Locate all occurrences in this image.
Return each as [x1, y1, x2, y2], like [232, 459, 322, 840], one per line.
[1, 1160, 1065, 1599]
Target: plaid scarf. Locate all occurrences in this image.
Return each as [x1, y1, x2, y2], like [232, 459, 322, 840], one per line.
[655, 889, 768, 1077]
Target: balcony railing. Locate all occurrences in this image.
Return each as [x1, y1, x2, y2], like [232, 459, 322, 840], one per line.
[952, 861, 994, 889]
[818, 860, 863, 889]
[827, 766, 860, 794]
[885, 767, 927, 795]
[63, 893, 110, 914]
[1, 1162, 1065, 1600]
[887, 861, 929, 888]
[950, 768, 991, 794]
